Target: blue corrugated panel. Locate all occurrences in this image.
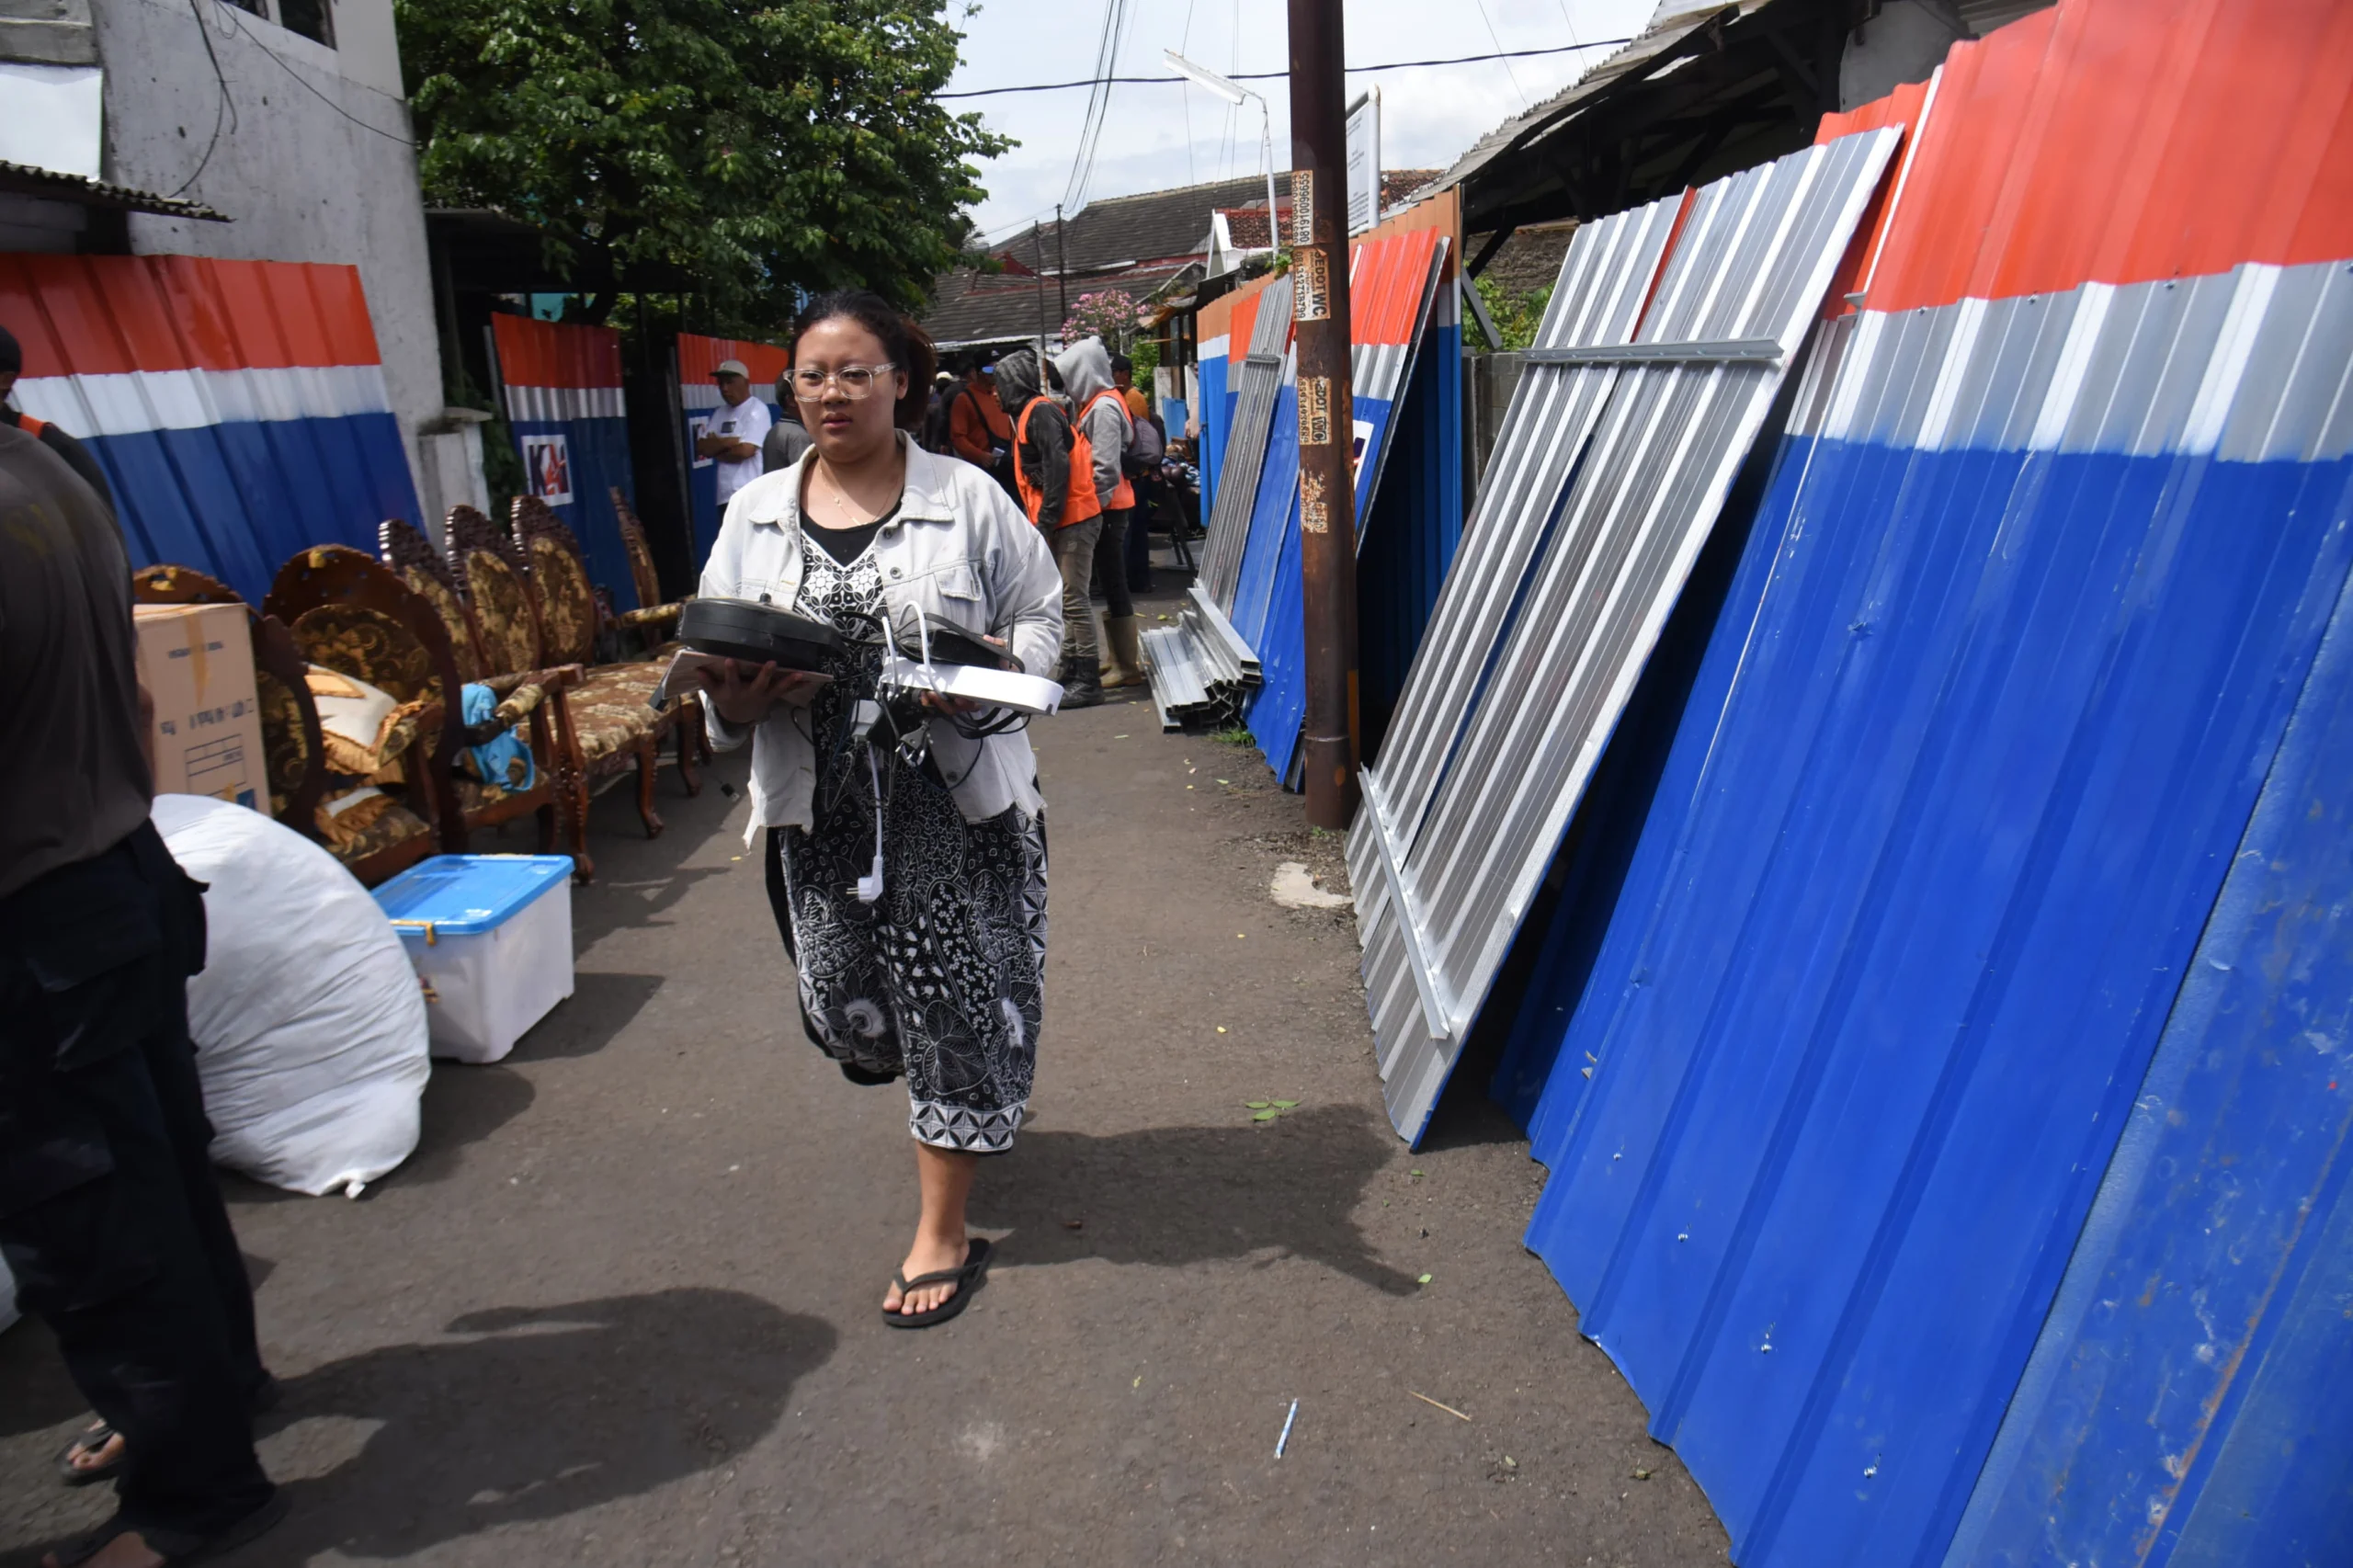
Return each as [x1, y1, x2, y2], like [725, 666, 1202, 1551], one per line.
[1253, 232, 1454, 781]
[1518, 259, 2353, 1568]
[1226, 376, 1299, 657]
[1358, 319, 1465, 763]
[1196, 346, 1229, 519]
[1949, 559, 2353, 1568]
[504, 412, 640, 608]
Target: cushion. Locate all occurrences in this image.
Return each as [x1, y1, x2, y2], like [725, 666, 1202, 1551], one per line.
[313, 787, 433, 863]
[566, 662, 669, 762]
[305, 665, 425, 778]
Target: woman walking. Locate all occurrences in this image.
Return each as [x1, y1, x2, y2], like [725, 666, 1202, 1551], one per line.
[696, 291, 1063, 1328]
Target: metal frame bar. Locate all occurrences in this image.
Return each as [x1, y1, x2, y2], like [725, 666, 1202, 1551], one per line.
[1521, 336, 1784, 365]
[1357, 764, 1456, 1044]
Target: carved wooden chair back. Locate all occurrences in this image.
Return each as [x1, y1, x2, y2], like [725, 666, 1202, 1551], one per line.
[445, 504, 547, 677]
[129, 563, 327, 835]
[509, 495, 601, 666]
[381, 517, 489, 684]
[612, 488, 666, 613]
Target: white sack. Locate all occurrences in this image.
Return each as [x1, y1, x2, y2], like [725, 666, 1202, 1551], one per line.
[153, 794, 430, 1197]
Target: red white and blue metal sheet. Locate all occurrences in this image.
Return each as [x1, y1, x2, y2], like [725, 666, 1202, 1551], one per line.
[677, 331, 791, 562]
[491, 313, 640, 608]
[1506, 3, 2353, 1564]
[1247, 228, 1450, 784]
[1, 253, 421, 603]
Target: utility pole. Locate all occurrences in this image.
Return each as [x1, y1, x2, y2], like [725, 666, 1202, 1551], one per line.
[1032, 223, 1051, 356]
[1054, 203, 1070, 335]
[1288, 0, 1359, 828]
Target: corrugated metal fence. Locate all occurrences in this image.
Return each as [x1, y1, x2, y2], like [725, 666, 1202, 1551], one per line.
[490, 313, 640, 609]
[1472, 2, 2353, 1563]
[1, 253, 421, 604]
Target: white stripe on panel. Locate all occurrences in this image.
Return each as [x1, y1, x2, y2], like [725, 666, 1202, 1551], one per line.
[2180, 265, 2279, 458]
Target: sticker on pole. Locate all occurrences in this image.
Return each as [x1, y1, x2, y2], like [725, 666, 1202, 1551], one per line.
[1294, 246, 1330, 323]
[1298, 376, 1333, 447]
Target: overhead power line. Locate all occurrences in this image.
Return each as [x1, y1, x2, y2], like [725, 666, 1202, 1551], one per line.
[935, 38, 1635, 100]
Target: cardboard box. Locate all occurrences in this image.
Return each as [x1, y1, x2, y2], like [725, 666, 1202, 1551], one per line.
[134, 603, 267, 811]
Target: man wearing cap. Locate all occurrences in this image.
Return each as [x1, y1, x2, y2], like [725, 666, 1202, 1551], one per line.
[0, 324, 114, 510]
[695, 359, 772, 509]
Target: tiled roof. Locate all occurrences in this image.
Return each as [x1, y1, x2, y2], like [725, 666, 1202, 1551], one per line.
[926, 259, 1201, 350]
[995, 172, 1294, 275]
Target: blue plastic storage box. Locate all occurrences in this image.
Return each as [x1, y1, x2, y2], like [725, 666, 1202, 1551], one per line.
[373, 855, 574, 1062]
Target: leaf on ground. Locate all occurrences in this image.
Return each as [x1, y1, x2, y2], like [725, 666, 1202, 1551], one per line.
[1416, 1273, 1433, 1285]
[1253, 1108, 1282, 1122]
[1245, 1100, 1271, 1109]
[1271, 1099, 1299, 1108]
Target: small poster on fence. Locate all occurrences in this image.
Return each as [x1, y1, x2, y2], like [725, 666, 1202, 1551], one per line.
[521, 434, 574, 505]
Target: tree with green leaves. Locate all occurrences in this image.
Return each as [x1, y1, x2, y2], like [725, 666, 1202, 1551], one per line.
[397, 0, 1012, 328]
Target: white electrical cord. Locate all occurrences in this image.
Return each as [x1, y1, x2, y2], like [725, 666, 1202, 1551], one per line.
[856, 745, 885, 903]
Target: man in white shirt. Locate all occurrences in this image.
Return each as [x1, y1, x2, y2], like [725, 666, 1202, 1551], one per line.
[697, 358, 773, 508]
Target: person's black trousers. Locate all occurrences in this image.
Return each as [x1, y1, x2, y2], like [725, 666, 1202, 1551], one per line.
[0, 821, 274, 1538]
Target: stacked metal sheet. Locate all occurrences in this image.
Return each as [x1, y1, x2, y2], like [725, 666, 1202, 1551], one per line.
[1347, 128, 1902, 1142]
[1143, 276, 1292, 729]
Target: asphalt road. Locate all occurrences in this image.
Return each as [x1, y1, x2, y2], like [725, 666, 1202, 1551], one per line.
[1, 596, 1730, 1567]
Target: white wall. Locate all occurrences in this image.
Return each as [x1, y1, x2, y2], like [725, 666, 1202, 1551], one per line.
[91, 0, 450, 521]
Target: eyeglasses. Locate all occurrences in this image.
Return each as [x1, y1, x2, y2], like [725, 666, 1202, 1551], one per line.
[790, 363, 899, 401]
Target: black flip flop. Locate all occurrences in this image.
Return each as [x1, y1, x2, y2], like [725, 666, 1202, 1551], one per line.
[46, 1493, 289, 1566]
[55, 1423, 120, 1488]
[882, 1237, 993, 1329]
[58, 1374, 280, 1488]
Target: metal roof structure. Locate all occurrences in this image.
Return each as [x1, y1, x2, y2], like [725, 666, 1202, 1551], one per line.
[0, 158, 227, 222]
[1423, 0, 2052, 256]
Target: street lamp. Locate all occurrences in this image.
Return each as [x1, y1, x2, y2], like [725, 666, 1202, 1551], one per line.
[1165, 49, 1282, 262]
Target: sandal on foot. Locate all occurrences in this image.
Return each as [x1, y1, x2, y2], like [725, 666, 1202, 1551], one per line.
[46, 1494, 289, 1567]
[59, 1377, 282, 1488]
[56, 1423, 122, 1488]
[882, 1237, 993, 1330]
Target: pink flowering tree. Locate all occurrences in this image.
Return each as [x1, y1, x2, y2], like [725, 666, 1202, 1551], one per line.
[1060, 290, 1156, 353]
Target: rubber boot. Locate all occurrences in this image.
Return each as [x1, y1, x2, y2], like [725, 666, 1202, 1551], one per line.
[1063, 653, 1105, 709]
[1099, 615, 1143, 688]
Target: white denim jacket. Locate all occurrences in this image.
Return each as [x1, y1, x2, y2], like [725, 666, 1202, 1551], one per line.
[698, 435, 1064, 843]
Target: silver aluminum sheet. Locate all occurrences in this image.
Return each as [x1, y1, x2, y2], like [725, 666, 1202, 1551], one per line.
[1350, 129, 1902, 1142]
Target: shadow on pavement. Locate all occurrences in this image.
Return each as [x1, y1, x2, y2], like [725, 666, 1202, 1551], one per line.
[513, 971, 665, 1062]
[153, 1290, 822, 1567]
[972, 1104, 1419, 1294]
[369, 1065, 537, 1192]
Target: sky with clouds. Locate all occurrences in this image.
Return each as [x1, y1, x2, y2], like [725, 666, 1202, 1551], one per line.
[942, 0, 1661, 242]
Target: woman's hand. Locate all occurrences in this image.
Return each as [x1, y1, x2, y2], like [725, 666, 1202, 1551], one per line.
[695, 659, 822, 726]
[917, 631, 1007, 717]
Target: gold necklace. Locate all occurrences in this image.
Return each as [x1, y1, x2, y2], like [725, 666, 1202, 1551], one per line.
[815, 458, 892, 526]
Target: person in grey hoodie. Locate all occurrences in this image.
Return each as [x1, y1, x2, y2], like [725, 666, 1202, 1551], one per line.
[1053, 336, 1144, 690]
[995, 347, 1106, 706]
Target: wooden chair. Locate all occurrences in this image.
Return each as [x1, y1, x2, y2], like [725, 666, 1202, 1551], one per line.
[505, 497, 701, 819]
[445, 504, 669, 876]
[611, 488, 712, 767]
[610, 487, 688, 657]
[130, 562, 328, 842]
[131, 562, 438, 887]
[380, 517, 575, 858]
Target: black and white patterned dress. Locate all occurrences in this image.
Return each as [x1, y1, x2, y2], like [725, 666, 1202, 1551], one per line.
[763, 526, 1048, 1154]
